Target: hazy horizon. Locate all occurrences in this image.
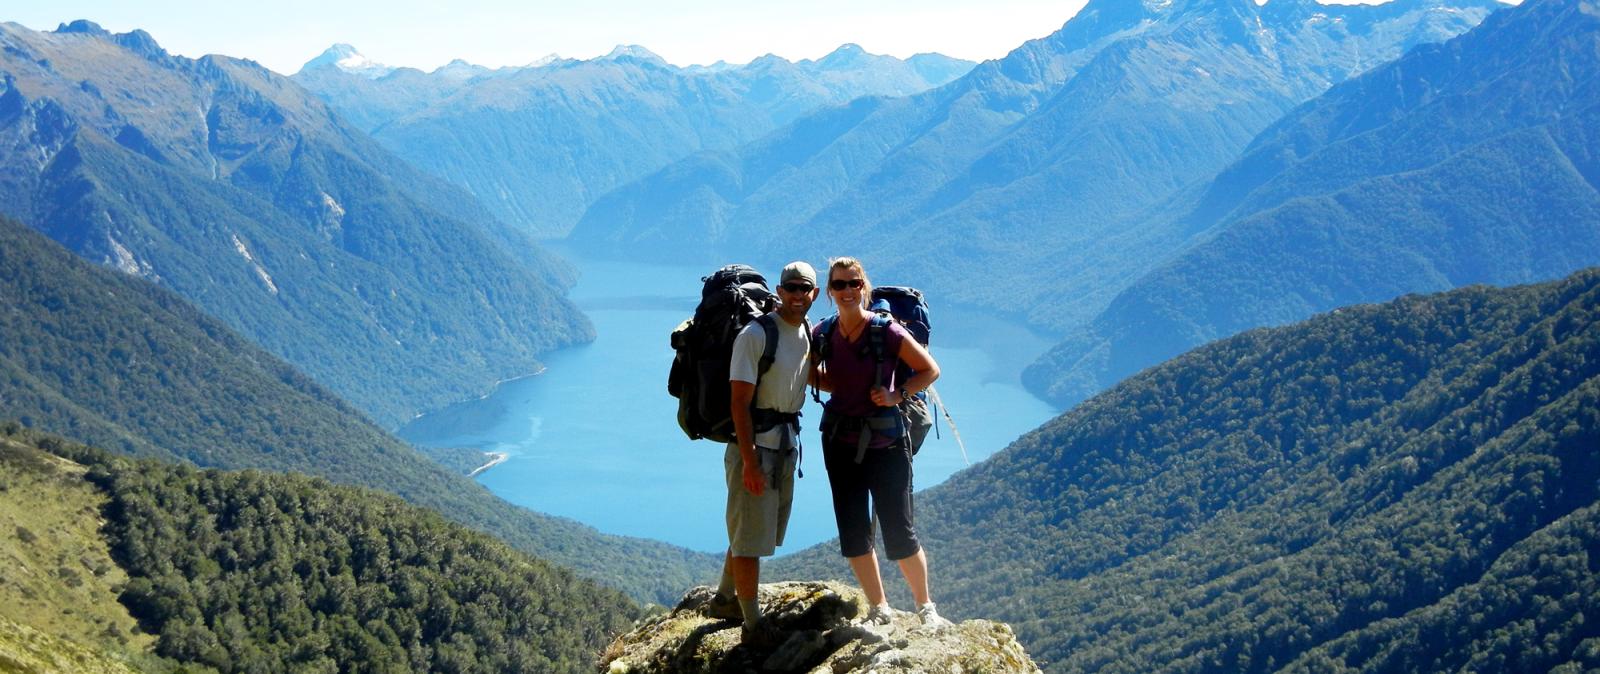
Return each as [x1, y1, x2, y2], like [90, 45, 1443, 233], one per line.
[4, 0, 1084, 76]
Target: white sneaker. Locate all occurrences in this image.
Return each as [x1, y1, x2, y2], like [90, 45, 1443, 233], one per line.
[863, 602, 894, 626]
[916, 602, 952, 627]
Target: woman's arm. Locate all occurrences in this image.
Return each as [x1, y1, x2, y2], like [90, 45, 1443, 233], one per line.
[896, 338, 940, 399]
[870, 330, 940, 407]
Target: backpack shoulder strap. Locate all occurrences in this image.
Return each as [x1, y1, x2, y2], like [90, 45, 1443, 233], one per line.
[810, 316, 835, 404]
[867, 314, 892, 363]
[814, 315, 837, 361]
[868, 314, 892, 389]
[755, 313, 778, 380]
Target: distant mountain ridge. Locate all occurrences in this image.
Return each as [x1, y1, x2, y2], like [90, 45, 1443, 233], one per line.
[0, 213, 714, 605]
[293, 43, 976, 236]
[777, 267, 1600, 672]
[1024, 0, 1600, 408]
[569, 0, 1501, 333]
[0, 20, 590, 427]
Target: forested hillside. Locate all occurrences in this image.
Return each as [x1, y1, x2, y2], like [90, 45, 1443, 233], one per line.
[0, 427, 640, 673]
[296, 43, 974, 236]
[0, 214, 714, 604]
[571, 0, 1497, 332]
[777, 269, 1600, 672]
[0, 20, 589, 427]
[1025, 0, 1600, 408]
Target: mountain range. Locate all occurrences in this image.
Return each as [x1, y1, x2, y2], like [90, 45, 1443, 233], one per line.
[1, 2, 1596, 671]
[0, 20, 589, 427]
[293, 43, 975, 236]
[0, 213, 713, 605]
[568, 0, 1501, 333]
[1024, 0, 1600, 408]
[777, 266, 1600, 672]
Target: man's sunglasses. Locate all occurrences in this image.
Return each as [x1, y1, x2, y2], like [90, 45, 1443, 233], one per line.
[828, 279, 865, 291]
[780, 282, 814, 293]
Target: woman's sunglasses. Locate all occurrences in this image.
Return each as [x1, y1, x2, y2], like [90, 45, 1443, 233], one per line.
[828, 279, 865, 291]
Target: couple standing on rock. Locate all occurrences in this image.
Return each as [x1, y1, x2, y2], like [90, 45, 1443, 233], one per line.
[705, 257, 950, 645]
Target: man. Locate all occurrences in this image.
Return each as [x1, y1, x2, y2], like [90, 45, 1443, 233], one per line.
[704, 261, 819, 644]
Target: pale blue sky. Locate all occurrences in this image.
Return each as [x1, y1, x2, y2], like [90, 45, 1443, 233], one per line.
[2, 0, 1085, 75]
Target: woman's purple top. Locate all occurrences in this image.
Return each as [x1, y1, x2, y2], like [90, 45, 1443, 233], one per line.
[816, 318, 911, 447]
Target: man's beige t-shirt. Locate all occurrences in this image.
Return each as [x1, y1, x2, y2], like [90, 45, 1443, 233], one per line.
[729, 313, 809, 449]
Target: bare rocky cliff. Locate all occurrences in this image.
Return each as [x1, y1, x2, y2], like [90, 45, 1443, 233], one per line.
[600, 581, 1041, 674]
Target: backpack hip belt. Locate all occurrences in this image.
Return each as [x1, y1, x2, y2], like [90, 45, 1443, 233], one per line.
[820, 408, 905, 463]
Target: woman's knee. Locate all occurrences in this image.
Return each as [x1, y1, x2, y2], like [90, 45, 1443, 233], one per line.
[885, 535, 921, 562]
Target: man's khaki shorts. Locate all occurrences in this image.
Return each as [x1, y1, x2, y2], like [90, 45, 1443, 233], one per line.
[725, 442, 797, 557]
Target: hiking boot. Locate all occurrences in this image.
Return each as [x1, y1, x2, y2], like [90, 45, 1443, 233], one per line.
[861, 603, 895, 626]
[701, 593, 743, 621]
[740, 619, 784, 650]
[916, 602, 952, 627]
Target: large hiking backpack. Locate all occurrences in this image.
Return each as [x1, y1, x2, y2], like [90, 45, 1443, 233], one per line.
[814, 286, 937, 454]
[668, 264, 779, 443]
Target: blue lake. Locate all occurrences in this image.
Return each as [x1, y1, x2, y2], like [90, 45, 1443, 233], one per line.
[398, 254, 1061, 553]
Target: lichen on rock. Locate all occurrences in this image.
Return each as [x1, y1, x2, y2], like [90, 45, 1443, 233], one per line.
[599, 581, 1041, 674]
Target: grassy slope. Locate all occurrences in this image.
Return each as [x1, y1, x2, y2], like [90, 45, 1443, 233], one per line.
[0, 437, 172, 673]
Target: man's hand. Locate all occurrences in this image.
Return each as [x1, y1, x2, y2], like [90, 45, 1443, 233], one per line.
[742, 452, 766, 496]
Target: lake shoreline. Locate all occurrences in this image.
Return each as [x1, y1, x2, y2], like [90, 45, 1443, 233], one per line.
[468, 451, 511, 477]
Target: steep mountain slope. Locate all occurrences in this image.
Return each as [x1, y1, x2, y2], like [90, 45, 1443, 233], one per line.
[0, 214, 714, 604]
[0, 21, 589, 427]
[572, 0, 1498, 331]
[777, 269, 1600, 672]
[1, 428, 640, 673]
[1026, 0, 1600, 408]
[0, 434, 162, 672]
[295, 44, 974, 236]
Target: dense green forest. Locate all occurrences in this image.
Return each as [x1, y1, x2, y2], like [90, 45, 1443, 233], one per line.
[0, 214, 716, 604]
[776, 269, 1600, 672]
[1, 426, 640, 673]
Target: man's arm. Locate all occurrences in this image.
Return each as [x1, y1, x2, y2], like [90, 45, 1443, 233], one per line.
[729, 379, 764, 496]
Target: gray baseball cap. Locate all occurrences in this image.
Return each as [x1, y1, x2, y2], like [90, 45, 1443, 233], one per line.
[780, 261, 817, 287]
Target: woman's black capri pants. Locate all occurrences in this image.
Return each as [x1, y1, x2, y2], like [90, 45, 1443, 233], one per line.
[821, 432, 921, 560]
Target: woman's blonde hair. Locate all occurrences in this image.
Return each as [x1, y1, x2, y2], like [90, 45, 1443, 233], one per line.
[827, 256, 872, 309]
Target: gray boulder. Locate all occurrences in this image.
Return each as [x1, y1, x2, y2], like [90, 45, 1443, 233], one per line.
[600, 581, 1041, 674]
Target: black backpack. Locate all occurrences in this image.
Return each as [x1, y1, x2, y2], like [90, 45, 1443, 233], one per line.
[668, 264, 779, 443]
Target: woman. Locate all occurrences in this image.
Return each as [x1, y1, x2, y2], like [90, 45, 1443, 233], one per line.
[812, 256, 949, 627]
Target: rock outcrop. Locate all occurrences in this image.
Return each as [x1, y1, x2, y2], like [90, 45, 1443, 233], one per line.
[600, 581, 1041, 674]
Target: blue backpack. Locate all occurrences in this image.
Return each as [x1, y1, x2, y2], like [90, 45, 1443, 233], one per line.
[813, 286, 937, 454]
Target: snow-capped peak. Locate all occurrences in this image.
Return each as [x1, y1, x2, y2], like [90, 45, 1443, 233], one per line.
[600, 44, 668, 66]
[433, 58, 488, 79]
[299, 43, 393, 78]
[527, 53, 564, 68]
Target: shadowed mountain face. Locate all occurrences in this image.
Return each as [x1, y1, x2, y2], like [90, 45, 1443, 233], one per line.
[0, 21, 592, 428]
[0, 214, 715, 605]
[568, 0, 1499, 331]
[1024, 0, 1600, 409]
[775, 268, 1600, 673]
[293, 44, 976, 237]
